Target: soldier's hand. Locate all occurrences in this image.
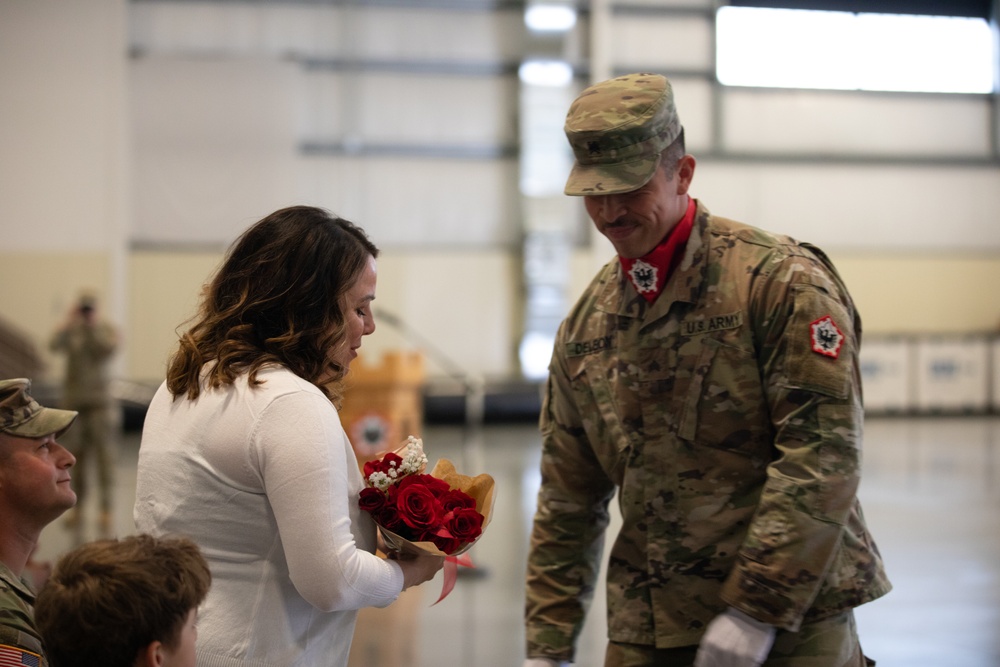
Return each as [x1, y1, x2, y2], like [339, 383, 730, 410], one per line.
[694, 607, 776, 667]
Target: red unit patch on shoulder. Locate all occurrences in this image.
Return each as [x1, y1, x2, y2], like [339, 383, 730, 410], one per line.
[810, 315, 844, 359]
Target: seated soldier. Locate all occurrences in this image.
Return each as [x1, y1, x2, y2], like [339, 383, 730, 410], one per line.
[0, 377, 78, 666]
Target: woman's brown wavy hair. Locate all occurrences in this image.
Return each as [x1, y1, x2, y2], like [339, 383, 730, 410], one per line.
[165, 205, 378, 404]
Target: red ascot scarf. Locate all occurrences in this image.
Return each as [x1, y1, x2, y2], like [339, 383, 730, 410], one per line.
[619, 198, 696, 303]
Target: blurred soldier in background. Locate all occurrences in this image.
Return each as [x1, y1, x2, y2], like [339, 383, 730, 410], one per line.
[50, 290, 119, 539]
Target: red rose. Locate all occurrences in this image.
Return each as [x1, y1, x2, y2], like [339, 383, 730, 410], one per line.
[396, 474, 450, 497]
[429, 534, 461, 554]
[441, 489, 476, 513]
[358, 487, 386, 513]
[357, 448, 489, 558]
[395, 483, 443, 532]
[374, 505, 404, 533]
[363, 452, 403, 479]
[447, 507, 484, 542]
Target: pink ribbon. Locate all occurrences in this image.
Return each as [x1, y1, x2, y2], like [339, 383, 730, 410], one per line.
[432, 553, 474, 605]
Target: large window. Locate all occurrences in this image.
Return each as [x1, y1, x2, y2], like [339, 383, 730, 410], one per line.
[716, 6, 995, 93]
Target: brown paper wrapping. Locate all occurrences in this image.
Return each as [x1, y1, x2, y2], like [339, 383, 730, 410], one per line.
[378, 457, 496, 557]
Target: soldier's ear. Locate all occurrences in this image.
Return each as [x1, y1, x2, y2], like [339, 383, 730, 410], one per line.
[675, 155, 696, 194]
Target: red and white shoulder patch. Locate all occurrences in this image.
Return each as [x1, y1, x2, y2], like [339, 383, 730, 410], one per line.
[810, 315, 844, 359]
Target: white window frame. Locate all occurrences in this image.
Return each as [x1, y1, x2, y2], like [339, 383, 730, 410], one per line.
[716, 6, 996, 94]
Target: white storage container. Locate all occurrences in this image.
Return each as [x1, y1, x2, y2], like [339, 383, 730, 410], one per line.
[859, 337, 913, 413]
[913, 337, 990, 412]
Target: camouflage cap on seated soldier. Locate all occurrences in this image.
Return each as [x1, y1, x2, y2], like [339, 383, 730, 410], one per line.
[0, 378, 77, 439]
[563, 72, 682, 196]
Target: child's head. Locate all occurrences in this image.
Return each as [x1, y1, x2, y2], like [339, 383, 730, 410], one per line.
[35, 534, 211, 667]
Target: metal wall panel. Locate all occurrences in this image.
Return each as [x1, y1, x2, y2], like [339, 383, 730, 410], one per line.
[722, 89, 993, 158]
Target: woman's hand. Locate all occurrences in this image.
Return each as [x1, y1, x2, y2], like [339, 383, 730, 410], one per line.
[393, 552, 445, 590]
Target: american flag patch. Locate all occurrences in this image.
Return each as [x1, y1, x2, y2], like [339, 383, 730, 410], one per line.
[0, 644, 41, 667]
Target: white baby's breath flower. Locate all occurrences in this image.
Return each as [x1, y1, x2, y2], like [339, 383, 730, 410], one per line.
[365, 436, 428, 494]
[399, 436, 428, 475]
[367, 471, 391, 492]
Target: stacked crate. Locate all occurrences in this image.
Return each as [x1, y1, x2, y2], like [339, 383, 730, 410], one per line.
[340, 350, 426, 667]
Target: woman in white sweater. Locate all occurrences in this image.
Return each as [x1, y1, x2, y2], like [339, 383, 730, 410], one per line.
[134, 206, 443, 667]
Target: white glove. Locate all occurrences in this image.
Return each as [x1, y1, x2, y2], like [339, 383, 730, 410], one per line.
[522, 660, 562, 667]
[694, 607, 776, 667]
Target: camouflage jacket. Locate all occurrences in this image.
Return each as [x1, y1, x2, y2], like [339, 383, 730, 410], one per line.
[525, 201, 891, 660]
[49, 320, 117, 408]
[0, 562, 47, 666]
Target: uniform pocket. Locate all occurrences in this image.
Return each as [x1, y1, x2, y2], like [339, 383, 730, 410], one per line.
[677, 336, 771, 454]
[568, 353, 632, 481]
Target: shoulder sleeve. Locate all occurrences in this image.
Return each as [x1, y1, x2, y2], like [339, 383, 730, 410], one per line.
[92, 323, 118, 356]
[0, 642, 45, 667]
[720, 249, 864, 630]
[525, 324, 616, 662]
[0, 597, 47, 661]
[251, 388, 403, 612]
[48, 329, 67, 352]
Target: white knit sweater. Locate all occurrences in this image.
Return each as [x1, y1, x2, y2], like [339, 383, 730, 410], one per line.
[134, 366, 403, 666]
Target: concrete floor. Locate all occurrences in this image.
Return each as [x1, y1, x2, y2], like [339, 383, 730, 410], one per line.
[35, 416, 1000, 667]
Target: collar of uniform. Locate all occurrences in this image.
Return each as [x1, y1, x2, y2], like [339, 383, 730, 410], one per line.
[594, 259, 641, 317]
[596, 199, 711, 320]
[0, 560, 36, 601]
[650, 199, 710, 312]
[618, 197, 696, 304]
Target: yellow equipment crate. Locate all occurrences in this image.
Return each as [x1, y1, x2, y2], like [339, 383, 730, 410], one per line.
[339, 350, 425, 466]
[341, 350, 426, 667]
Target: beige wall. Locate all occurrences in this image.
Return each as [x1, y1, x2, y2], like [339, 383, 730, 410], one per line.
[1, 0, 129, 385]
[7, 247, 996, 387]
[127, 251, 223, 383]
[831, 253, 1000, 334]
[0, 252, 115, 384]
[570, 248, 1000, 335]
[125, 248, 520, 384]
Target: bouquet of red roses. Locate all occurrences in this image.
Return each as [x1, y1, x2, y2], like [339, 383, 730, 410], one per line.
[359, 436, 495, 557]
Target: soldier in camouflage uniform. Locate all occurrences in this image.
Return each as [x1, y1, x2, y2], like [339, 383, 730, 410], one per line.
[0, 378, 78, 667]
[523, 74, 890, 667]
[49, 292, 118, 537]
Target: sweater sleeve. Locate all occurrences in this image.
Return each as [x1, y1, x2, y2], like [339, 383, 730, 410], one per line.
[251, 389, 404, 612]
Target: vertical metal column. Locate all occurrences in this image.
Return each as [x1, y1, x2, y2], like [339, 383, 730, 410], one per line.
[518, 2, 579, 380]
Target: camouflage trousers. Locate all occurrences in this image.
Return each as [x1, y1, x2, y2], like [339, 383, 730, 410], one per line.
[604, 611, 874, 667]
[65, 405, 114, 512]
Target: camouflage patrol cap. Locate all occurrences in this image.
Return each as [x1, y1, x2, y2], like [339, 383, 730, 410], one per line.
[564, 73, 682, 196]
[0, 378, 77, 439]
